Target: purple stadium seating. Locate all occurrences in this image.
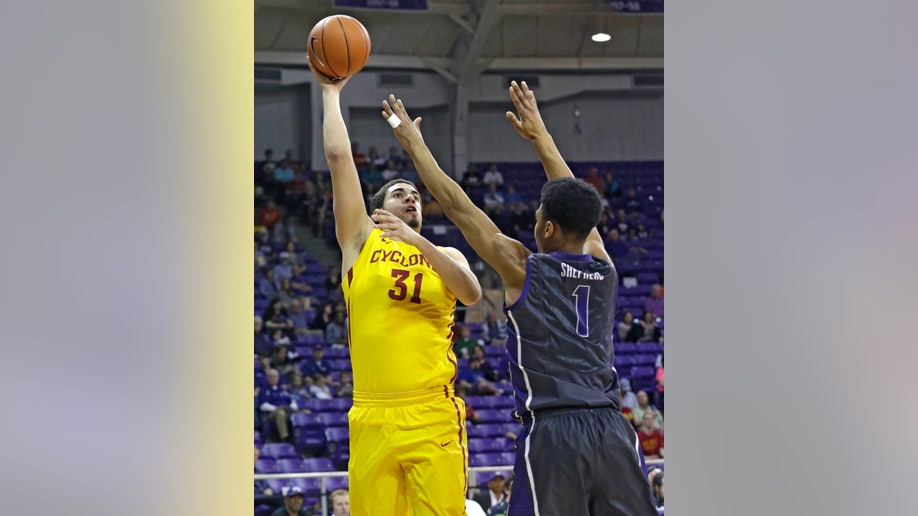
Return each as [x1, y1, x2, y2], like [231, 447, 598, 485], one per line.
[255, 458, 279, 473]
[302, 457, 335, 472]
[260, 442, 298, 460]
[277, 458, 306, 472]
[325, 427, 349, 446]
[316, 411, 348, 427]
[325, 476, 349, 491]
[474, 409, 510, 424]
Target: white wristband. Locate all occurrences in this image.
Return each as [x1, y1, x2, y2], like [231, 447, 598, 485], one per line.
[387, 113, 401, 128]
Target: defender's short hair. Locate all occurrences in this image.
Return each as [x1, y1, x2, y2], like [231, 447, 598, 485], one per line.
[540, 177, 603, 239]
[370, 179, 418, 212]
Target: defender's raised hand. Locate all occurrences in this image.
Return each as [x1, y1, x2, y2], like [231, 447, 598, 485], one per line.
[381, 94, 425, 149]
[505, 80, 549, 141]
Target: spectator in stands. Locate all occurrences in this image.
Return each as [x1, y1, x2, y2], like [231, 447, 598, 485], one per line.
[270, 333, 298, 375]
[626, 311, 662, 343]
[258, 148, 277, 186]
[485, 475, 513, 516]
[473, 473, 507, 512]
[455, 383, 480, 424]
[636, 222, 650, 240]
[274, 159, 295, 184]
[325, 266, 341, 293]
[263, 298, 294, 336]
[329, 489, 350, 516]
[310, 302, 334, 331]
[274, 253, 294, 283]
[638, 411, 664, 459]
[387, 145, 405, 169]
[336, 370, 354, 398]
[651, 471, 664, 509]
[605, 228, 629, 259]
[258, 199, 283, 229]
[614, 208, 630, 235]
[453, 324, 480, 359]
[276, 278, 297, 308]
[504, 183, 521, 205]
[255, 316, 273, 361]
[301, 180, 321, 233]
[597, 210, 615, 239]
[482, 311, 508, 346]
[324, 311, 348, 347]
[368, 145, 384, 167]
[271, 486, 309, 516]
[457, 356, 501, 396]
[655, 355, 664, 413]
[287, 298, 311, 336]
[619, 378, 638, 410]
[472, 345, 499, 382]
[381, 159, 400, 182]
[309, 372, 333, 400]
[352, 142, 368, 173]
[255, 242, 267, 270]
[623, 186, 643, 214]
[483, 163, 504, 188]
[258, 267, 279, 299]
[603, 170, 621, 198]
[300, 345, 329, 380]
[461, 164, 482, 192]
[483, 183, 506, 216]
[617, 311, 635, 342]
[632, 390, 663, 431]
[583, 165, 604, 193]
[504, 201, 531, 240]
[644, 284, 664, 318]
[259, 369, 297, 443]
[287, 373, 312, 401]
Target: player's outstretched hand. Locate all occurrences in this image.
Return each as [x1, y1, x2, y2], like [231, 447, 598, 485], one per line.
[381, 94, 425, 149]
[372, 209, 423, 246]
[505, 80, 549, 141]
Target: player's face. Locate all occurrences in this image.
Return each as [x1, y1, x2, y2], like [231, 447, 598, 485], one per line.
[383, 184, 422, 229]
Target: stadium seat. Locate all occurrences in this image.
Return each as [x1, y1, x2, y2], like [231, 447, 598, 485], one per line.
[277, 458, 306, 472]
[255, 458, 279, 473]
[302, 457, 335, 472]
[260, 442, 298, 460]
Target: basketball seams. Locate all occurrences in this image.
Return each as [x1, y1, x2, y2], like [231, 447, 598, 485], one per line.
[336, 16, 351, 77]
[321, 17, 341, 79]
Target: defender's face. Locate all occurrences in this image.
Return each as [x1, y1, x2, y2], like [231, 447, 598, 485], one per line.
[383, 184, 422, 229]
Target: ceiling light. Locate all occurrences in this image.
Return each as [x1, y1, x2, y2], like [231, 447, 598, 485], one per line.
[592, 33, 612, 42]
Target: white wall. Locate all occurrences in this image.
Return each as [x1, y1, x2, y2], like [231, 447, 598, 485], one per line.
[254, 89, 303, 159]
[469, 94, 663, 162]
[256, 69, 663, 169]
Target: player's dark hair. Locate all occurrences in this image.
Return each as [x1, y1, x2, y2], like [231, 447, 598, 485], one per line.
[371, 179, 418, 212]
[539, 177, 602, 239]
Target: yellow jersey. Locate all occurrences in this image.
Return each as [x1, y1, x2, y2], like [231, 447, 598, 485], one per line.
[343, 228, 458, 393]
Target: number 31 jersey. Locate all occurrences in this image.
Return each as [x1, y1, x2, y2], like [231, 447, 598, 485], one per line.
[343, 228, 458, 394]
[504, 252, 621, 415]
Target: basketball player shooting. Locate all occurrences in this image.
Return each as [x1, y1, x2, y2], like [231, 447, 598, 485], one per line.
[381, 81, 658, 515]
[309, 60, 482, 516]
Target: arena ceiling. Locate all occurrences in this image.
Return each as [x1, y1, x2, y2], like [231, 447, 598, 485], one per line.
[254, 0, 663, 77]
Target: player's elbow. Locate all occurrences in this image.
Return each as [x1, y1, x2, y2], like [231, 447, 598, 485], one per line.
[458, 282, 482, 306]
[324, 144, 350, 163]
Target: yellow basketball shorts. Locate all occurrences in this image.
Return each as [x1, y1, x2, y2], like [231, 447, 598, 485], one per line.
[348, 386, 468, 516]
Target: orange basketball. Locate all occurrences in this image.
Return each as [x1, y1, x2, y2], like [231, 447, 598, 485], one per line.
[307, 15, 371, 80]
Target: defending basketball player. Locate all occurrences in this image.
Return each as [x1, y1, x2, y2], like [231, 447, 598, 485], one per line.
[309, 61, 481, 516]
[382, 81, 657, 515]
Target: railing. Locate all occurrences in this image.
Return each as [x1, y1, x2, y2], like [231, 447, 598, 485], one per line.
[255, 459, 663, 516]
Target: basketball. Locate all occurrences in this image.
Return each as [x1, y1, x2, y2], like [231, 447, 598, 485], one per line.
[307, 15, 371, 80]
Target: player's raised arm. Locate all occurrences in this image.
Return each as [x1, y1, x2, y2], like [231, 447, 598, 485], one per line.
[506, 80, 610, 263]
[381, 95, 530, 294]
[310, 62, 374, 269]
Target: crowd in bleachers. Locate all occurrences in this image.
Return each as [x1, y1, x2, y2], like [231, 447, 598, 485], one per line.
[254, 146, 665, 514]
